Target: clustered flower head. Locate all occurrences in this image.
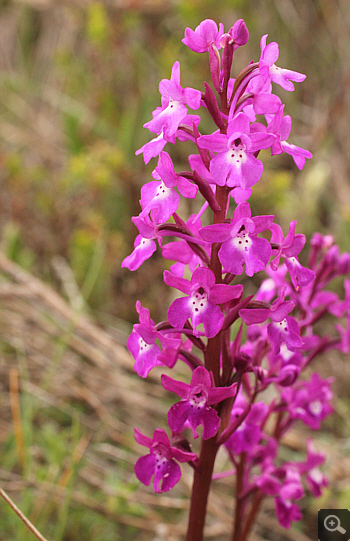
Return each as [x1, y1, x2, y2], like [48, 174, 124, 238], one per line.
[122, 17, 348, 536]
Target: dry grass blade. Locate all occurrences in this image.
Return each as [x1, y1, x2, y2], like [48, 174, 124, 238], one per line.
[0, 488, 50, 541]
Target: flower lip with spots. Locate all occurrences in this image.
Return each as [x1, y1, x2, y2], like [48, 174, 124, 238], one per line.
[200, 202, 274, 277]
[161, 366, 237, 439]
[164, 267, 243, 338]
[197, 113, 275, 189]
[134, 428, 197, 493]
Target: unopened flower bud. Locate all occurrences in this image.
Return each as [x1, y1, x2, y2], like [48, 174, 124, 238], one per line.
[233, 351, 252, 372]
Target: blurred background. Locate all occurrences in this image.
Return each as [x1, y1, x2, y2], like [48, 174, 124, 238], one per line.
[0, 0, 349, 540]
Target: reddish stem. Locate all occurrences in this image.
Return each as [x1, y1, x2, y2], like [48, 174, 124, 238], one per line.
[237, 490, 264, 541]
[232, 453, 247, 541]
[185, 437, 219, 541]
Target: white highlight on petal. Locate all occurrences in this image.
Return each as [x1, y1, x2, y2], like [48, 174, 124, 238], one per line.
[165, 98, 183, 113]
[279, 343, 294, 361]
[309, 400, 323, 416]
[154, 449, 168, 469]
[189, 289, 208, 316]
[231, 230, 252, 253]
[259, 278, 275, 294]
[309, 468, 323, 484]
[227, 141, 247, 168]
[138, 337, 152, 355]
[270, 64, 281, 77]
[137, 238, 153, 251]
[275, 318, 288, 333]
[154, 181, 173, 200]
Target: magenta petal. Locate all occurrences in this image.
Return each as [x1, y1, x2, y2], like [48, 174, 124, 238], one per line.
[253, 93, 281, 115]
[170, 61, 181, 86]
[164, 270, 192, 294]
[252, 214, 275, 233]
[134, 427, 153, 448]
[249, 130, 276, 151]
[136, 132, 168, 164]
[177, 176, 198, 198]
[140, 181, 180, 223]
[219, 241, 245, 275]
[183, 87, 202, 109]
[145, 103, 188, 137]
[285, 257, 315, 290]
[154, 459, 181, 493]
[231, 187, 252, 204]
[267, 322, 282, 355]
[161, 373, 190, 399]
[155, 151, 176, 187]
[240, 154, 263, 189]
[284, 316, 303, 349]
[194, 302, 224, 338]
[244, 236, 271, 276]
[279, 115, 292, 141]
[133, 342, 162, 378]
[262, 40, 279, 65]
[189, 154, 213, 181]
[162, 240, 191, 264]
[167, 401, 190, 433]
[275, 498, 302, 529]
[207, 382, 237, 405]
[209, 283, 243, 304]
[171, 447, 197, 463]
[272, 68, 306, 92]
[135, 454, 156, 486]
[153, 428, 171, 446]
[269, 300, 294, 322]
[132, 215, 157, 239]
[282, 142, 312, 170]
[233, 200, 251, 219]
[210, 152, 236, 187]
[240, 308, 270, 325]
[183, 27, 208, 53]
[248, 402, 269, 424]
[227, 113, 250, 138]
[199, 223, 232, 243]
[159, 79, 182, 101]
[191, 366, 212, 389]
[284, 234, 306, 257]
[121, 236, 157, 271]
[200, 19, 221, 44]
[197, 132, 228, 153]
[182, 20, 223, 53]
[191, 267, 216, 289]
[167, 297, 192, 329]
[201, 407, 221, 439]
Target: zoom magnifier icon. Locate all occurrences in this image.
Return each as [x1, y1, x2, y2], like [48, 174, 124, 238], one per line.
[324, 515, 346, 535]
